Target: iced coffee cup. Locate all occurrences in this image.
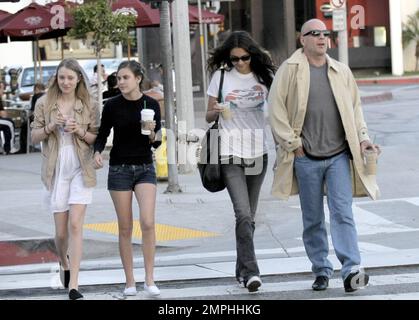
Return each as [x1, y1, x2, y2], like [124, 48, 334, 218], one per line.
[141, 109, 155, 135]
[364, 148, 377, 175]
[219, 101, 232, 121]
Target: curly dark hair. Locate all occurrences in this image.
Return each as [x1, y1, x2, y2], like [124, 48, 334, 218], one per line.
[207, 31, 277, 90]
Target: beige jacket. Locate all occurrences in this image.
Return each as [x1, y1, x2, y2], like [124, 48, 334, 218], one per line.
[31, 95, 100, 190]
[268, 49, 380, 200]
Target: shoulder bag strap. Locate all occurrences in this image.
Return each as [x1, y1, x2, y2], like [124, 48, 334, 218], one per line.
[215, 68, 225, 123]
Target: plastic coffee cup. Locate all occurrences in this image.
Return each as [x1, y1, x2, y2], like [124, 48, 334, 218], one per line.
[364, 149, 377, 175]
[219, 102, 232, 121]
[141, 109, 155, 135]
[61, 114, 71, 132]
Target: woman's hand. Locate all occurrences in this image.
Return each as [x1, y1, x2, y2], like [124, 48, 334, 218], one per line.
[142, 120, 156, 133]
[94, 151, 103, 169]
[64, 117, 80, 134]
[206, 96, 224, 123]
[54, 113, 66, 129]
[213, 103, 225, 114]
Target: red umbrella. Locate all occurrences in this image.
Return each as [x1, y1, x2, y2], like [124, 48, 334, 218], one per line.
[0, 2, 72, 41]
[188, 5, 225, 24]
[112, 0, 224, 27]
[0, 9, 10, 43]
[0, 9, 10, 22]
[112, 0, 160, 28]
[0, 2, 75, 81]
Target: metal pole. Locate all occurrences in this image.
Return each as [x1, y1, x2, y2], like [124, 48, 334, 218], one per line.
[337, 3, 349, 65]
[197, 0, 208, 109]
[172, 0, 196, 173]
[160, 0, 182, 193]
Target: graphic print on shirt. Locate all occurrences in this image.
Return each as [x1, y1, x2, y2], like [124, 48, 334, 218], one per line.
[225, 85, 265, 111]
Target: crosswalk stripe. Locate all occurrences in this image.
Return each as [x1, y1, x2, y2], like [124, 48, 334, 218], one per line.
[9, 272, 419, 300]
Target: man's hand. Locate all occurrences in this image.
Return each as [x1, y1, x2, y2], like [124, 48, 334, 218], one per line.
[360, 140, 381, 156]
[294, 146, 305, 158]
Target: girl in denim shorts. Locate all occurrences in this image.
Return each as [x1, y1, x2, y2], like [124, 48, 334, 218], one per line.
[94, 61, 162, 297]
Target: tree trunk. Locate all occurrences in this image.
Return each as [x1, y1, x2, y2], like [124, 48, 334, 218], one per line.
[96, 50, 103, 113]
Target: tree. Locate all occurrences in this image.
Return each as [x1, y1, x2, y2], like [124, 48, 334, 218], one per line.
[402, 10, 419, 71]
[68, 0, 135, 108]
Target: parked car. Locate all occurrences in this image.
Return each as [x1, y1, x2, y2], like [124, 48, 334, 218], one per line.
[15, 61, 60, 101]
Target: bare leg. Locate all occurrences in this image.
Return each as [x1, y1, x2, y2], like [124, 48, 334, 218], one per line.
[67, 204, 86, 290]
[134, 183, 157, 286]
[54, 212, 69, 270]
[110, 191, 135, 288]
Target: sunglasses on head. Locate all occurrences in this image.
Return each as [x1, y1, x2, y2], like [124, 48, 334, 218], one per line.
[303, 30, 331, 37]
[230, 55, 251, 63]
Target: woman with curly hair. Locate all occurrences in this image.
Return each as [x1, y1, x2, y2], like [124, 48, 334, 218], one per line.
[206, 31, 277, 292]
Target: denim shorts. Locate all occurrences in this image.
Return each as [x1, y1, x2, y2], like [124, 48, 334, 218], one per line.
[107, 163, 157, 191]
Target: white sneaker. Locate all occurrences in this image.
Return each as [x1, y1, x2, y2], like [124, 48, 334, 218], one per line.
[123, 286, 137, 296]
[245, 276, 262, 293]
[10, 147, 19, 154]
[144, 283, 160, 297]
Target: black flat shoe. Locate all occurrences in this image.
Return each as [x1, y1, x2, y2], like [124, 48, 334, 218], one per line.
[69, 289, 84, 300]
[312, 276, 329, 291]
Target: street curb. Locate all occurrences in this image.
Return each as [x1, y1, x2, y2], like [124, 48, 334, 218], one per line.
[2, 249, 419, 292]
[357, 77, 419, 85]
[361, 92, 393, 105]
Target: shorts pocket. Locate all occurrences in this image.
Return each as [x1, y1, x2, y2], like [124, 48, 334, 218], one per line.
[109, 165, 122, 174]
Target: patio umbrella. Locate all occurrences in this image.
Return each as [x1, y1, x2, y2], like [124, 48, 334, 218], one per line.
[0, 2, 74, 80]
[188, 5, 224, 24]
[0, 2, 71, 40]
[44, 0, 78, 60]
[111, 0, 224, 59]
[0, 9, 10, 43]
[112, 0, 160, 28]
[0, 9, 10, 21]
[112, 0, 224, 27]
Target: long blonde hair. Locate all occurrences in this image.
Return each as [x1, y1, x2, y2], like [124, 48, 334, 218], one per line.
[45, 58, 91, 111]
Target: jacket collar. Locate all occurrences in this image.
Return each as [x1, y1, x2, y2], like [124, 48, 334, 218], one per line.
[51, 98, 84, 114]
[287, 48, 340, 73]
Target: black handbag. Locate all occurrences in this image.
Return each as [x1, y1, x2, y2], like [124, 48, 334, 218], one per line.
[197, 68, 226, 193]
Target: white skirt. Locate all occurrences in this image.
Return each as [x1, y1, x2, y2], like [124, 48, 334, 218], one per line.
[44, 143, 93, 214]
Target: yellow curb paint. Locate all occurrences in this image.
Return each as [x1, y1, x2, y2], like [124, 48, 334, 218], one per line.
[84, 221, 219, 242]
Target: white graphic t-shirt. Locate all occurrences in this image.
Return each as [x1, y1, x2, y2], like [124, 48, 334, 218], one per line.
[207, 68, 268, 159]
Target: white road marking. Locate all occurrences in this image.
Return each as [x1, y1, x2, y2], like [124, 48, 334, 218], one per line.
[291, 197, 419, 236]
[11, 272, 419, 300]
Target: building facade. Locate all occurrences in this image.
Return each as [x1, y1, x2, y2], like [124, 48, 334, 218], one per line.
[218, 0, 419, 73]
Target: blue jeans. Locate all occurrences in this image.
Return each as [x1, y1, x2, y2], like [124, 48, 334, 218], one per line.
[221, 154, 268, 282]
[294, 151, 361, 280]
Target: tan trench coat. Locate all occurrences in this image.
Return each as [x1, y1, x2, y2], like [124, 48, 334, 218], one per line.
[31, 95, 100, 190]
[268, 49, 380, 200]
